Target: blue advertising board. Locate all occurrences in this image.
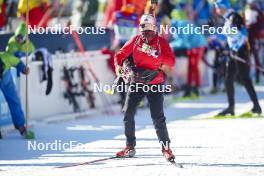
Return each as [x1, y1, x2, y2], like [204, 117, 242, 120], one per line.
[0, 30, 111, 53]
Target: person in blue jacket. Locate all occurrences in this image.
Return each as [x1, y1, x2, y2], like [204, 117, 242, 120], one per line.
[0, 52, 34, 139]
[3, 23, 35, 139]
[170, 2, 207, 97]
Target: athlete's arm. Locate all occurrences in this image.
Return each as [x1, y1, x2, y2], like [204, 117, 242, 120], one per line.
[114, 36, 137, 66]
[159, 38, 176, 67]
[158, 38, 176, 76]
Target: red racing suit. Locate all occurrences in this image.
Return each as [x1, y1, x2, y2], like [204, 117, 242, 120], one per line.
[0, 2, 7, 29]
[187, 47, 205, 87]
[115, 34, 175, 85]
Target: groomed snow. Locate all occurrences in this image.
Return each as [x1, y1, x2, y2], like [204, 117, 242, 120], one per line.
[1, 86, 264, 176]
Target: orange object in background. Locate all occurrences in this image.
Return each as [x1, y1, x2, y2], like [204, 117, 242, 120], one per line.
[103, 0, 147, 27]
[129, 0, 148, 15]
[102, 0, 123, 27]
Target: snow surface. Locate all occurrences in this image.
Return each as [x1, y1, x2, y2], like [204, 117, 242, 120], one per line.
[1, 86, 264, 176]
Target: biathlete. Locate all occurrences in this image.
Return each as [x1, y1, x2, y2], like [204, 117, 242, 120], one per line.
[114, 12, 176, 161]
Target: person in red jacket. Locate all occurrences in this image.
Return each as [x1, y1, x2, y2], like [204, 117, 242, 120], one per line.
[114, 14, 176, 162]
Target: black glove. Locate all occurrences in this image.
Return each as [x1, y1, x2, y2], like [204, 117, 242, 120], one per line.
[45, 67, 53, 95]
[0, 59, 4, 80]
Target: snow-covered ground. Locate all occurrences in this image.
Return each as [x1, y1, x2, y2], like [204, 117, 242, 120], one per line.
[1, 86, 264, 176]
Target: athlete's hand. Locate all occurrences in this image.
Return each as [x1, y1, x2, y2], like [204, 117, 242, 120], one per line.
[115, 65, 123, 77]
[23, 67, 30, 75]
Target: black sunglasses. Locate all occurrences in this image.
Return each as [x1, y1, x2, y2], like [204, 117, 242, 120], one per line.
[140, 24, 146, 28]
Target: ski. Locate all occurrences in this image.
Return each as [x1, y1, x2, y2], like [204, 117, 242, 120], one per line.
[57, 155, 183, 169]
[239, 111, 263, 118]
[168, 159, 183, 168]
[213, 111, 263, 119]
[213, 115, 238, 119]
[57, 156, 118, 168]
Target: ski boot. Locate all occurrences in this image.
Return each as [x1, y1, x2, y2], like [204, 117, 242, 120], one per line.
[255, 74, 260, 85]
[192, 86, 200, 97]
[251, 105, 262, 115]
[162, 148, 175, 162]
[183, 86, 191, 97]
[116, 146, 136, 158]
[210, 88, 219, 94]
[19, 126, 35, 140]
[217, 106, 235, 116]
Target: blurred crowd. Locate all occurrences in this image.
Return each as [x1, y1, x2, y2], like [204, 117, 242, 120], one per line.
[0, 0, 264, 97]
[101, 0, 264, 97]
[0, 0, 264, 95]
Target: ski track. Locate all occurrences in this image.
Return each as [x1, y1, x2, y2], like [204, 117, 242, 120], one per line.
[1, 86, 264, 176]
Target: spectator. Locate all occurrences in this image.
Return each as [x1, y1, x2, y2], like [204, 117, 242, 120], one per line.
[244, 0, 264, 83]
[6, 22, 35, 80]
[81, 0, 99, 27]
[17, 0, 50, 27]
[102, 0, 123, 27]
[103, 0, 147, 27]
[6, 22, 35, 55]
[184, 30, 207, 97]
[0, 51, 33, 139]
[215, 0, 262, 116]
[112, 3, 139, 48]
[207, 12, 227, 94]
[170, 1, 207, 97]
[170, 0, 190, 56]
[190, 0, 212, 26]
[70, 0, 83, 27]
[3, 23, 35, 139]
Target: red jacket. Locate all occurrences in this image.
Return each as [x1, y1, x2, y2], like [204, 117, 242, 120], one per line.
[0, 3, 7, 28]
[115, 34, 176, 84]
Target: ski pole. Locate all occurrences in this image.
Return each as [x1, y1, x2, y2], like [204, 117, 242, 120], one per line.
[25, 0, 29, 130]
[104, 76, 121, 95]
[230, 53, 264, 73]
